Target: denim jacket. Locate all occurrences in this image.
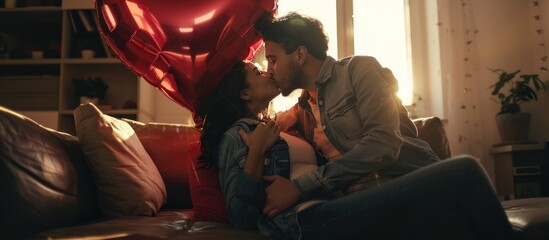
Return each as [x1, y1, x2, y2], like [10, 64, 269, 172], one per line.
[216, 118, 301, 239]
[276, 56, 440, 200]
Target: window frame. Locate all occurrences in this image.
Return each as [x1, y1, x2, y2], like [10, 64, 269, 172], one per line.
[268, 0, 441, 116]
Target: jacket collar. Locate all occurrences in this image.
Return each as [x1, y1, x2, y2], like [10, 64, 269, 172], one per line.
[297, 56, 336, 108]
[297, 91, 310, 108]
[314, 56, 336, 85]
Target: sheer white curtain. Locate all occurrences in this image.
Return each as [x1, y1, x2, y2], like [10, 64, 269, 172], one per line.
[438, 0, 484, 159]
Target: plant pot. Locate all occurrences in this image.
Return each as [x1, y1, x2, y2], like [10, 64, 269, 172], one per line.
[495, 112, 530, 143]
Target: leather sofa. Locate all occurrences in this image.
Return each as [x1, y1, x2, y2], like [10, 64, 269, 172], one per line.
[0, 106, 264, 240]
[0, 105, 547, 239]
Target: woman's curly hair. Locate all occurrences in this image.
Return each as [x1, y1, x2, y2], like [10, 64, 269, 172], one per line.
[198, 61, 248, 166]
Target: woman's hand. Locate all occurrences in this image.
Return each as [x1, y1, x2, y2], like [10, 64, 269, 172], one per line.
[239, 120, 280, 154]
[239, 121, 280, 181]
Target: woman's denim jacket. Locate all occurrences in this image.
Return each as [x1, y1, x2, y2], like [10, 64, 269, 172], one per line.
[216, 118, 301, 239]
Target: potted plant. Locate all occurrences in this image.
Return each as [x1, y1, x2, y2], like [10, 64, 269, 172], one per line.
[72, 77, 108, 106]
[489, 68, 546, 143]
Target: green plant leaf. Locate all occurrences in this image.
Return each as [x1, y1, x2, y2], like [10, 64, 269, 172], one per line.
[487, 68, 547, 114]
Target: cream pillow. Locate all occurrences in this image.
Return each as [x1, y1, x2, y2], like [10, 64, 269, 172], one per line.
[74, 103, 167, 216]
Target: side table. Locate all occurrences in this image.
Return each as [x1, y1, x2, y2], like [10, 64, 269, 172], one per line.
[490, 143, 549, 200]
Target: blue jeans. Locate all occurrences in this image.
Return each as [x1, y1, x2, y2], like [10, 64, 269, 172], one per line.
[296, 155, 513, 240]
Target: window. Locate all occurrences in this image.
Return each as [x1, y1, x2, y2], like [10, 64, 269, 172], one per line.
[353, 0, 413, 105]
[267, 0, 338, 113]
[277, 0, 339, 58]
[262, 0, 414, 112]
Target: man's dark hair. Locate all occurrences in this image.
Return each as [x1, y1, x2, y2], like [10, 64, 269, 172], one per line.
[259, 12, 328, 60]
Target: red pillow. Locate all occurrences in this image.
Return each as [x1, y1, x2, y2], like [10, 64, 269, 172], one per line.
[188, 141, 228, 223]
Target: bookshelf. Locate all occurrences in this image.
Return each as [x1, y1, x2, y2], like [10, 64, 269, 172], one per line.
[0, 0, 151, 134]
[490, 143, 549, 200]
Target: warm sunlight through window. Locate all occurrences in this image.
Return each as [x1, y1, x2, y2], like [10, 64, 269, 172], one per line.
[353, 0, 413, 105]
[269, 0, 337, 113]
[264, 0, 413, 113]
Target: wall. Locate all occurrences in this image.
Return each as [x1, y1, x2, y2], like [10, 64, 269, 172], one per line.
[138, 79, 194, 125]
[472, 0, 549, 179]
[525, 0, 549, 142]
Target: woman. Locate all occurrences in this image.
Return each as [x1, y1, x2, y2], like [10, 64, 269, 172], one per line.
[198, 61, 513, 240]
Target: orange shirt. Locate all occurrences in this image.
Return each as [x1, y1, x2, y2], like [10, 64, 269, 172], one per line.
[308, 97, 342, 161]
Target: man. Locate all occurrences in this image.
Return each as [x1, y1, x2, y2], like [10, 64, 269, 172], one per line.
[259, 12, 440, 219]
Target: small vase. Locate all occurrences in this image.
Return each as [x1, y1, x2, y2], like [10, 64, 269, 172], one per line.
[79, 96, 100, 105]
[495, 112, 530, 144]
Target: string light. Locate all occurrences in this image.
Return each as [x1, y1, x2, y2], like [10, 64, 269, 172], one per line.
[531, 1, 549, 72]
[460, 0, 478, 114]
[437, 0, 484, 154]
[455, 0, 482, 149]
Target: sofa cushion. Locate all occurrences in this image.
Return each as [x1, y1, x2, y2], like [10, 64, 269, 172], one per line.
[502, 197, 549, 240]
[123, 119, 199, 209]
[413, 117, 452, 160]
[34, 210, 265, 240]
[74, 103, 167, 216]
[0, 106, 100, 239]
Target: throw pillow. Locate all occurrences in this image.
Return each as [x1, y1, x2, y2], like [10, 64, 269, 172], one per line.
[188, 144, 228, 223]
[74, 103, 167, 216]
[413, 117, 452, 160]
[122, 118, 198, 209]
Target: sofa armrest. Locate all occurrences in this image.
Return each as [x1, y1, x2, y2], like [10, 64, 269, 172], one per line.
[413, 117, 452, 160]
[0, 106, 101, 239]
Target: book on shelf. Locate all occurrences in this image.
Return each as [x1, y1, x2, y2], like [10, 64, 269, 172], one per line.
[68, 10, 113, 58]
[68, 10, 85, 33]
[78, 10, 96, 32]
[69, 10, 96, 33]
[98, 34, 114, 58]
[92, 12, 114, 58]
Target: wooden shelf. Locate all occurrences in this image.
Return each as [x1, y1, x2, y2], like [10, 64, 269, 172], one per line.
[490, 143, 545, 154]
[0, 7, 62, 12]
[0, 59, 62, 64]
[63, 58, 122, 64]
[60, 109, 138, 115]
[0, 0, 143, 133]
[0, 58, 122, 65]
[490, 144, 549, 200]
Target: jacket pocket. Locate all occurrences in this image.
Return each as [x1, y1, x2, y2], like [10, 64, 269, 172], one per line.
[266, 139, 290, 178]
[326, 91, 364, 141]
[327, 91, 355, 120]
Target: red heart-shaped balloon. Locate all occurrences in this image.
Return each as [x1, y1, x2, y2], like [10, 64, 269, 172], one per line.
[95, 0, 277, 124]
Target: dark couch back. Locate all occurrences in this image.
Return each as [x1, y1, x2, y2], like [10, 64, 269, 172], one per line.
[413, 117, 452, 160]
[0, 107, 101, 239]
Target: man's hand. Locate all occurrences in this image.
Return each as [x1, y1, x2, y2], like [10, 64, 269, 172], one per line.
[263, 175, 301, 218]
